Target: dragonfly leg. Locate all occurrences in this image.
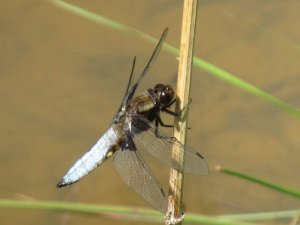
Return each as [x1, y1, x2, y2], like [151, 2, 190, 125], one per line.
[156, 115, 174, 128]
[164, 108, 179, 116]
[181, 98, 192, 112]
[154, 118, 174, 138]
[165, 98, 176, 108]
[163, 98, 192, 116]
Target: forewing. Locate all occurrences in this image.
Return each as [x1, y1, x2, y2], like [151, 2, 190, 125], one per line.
[115, 57, 136, 116]
[114, 28, 168, 124]
[131, 114, 209, 175]
[113, 148, 167, 213]
[122, 28, 169, 107]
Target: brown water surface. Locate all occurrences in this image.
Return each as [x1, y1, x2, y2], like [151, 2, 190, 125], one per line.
[1, 1, 300, 225]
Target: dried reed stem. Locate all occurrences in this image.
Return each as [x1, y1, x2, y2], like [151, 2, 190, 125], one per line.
[165, 0, 198, 224]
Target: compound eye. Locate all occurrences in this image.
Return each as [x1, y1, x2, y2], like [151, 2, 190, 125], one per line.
[161, 85, 174, 105]
[154, 84, 164, 94]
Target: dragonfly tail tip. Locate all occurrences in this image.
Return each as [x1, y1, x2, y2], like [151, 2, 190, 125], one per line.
[56, 179, 66, 188]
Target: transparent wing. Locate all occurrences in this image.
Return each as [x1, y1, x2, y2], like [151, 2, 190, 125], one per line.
[113, 149, 167, 213]
[113, 28, 168, 124]
[115, 57, 136, 115]
[131, 114, 209, 175]
[122, 28, 168, 107]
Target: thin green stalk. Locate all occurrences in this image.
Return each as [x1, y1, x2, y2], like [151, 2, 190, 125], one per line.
[217, 209, 300, 221]
[0, 199, 162, 222]
[2, 199, 299, 222]
[0, 199, 260, 225]
[218, 166, 300, 198]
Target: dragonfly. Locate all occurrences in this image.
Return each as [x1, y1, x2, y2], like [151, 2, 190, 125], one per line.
[57, 28, 208, 213]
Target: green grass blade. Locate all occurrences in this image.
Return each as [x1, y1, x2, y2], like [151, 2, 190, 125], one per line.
[0, 199, 260, 225]
[48, 0, 300, 119]
[185, 213, 259, 225]
[218, 209, 300, 221]
[48, 0, 160, 46]
[49, 0, 129, 32]
[1, 199, 299, 222]
[218, 166, 300, 199]
[192, 57, 300, 118]
[0, 199, 162, 222]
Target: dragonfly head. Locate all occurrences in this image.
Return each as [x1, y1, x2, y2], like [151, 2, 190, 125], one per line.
[154, 84, 174, 107]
